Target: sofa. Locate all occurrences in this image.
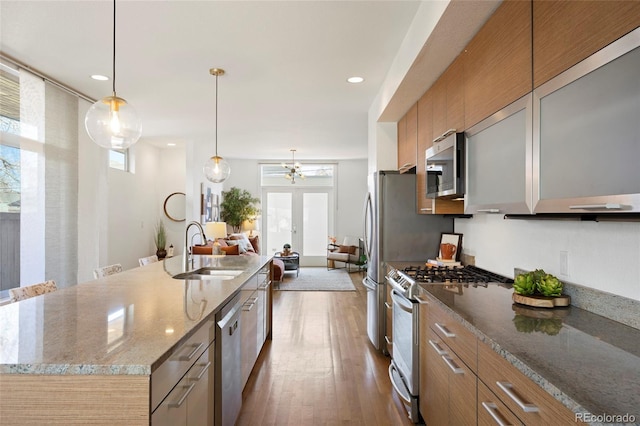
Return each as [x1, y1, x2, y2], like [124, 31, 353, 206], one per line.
[191, 234, 285, 282]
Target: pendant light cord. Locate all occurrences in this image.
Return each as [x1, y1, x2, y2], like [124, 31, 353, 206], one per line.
[215, 72, 218, 157]
[112, 0, 116, 95]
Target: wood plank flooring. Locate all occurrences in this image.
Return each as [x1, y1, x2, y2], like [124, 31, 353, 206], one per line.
[237, 271, 413, 425]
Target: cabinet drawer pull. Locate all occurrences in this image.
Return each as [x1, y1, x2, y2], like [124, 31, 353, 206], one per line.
[420, 208, 433, 212]
[482, 402, 513, 426]
[179, 342, 204, 361]
[569, 203, 625, 210]
[477, 208, 501, 213]
[442, 355, 464, 374]
[168, 383, 196, 408]
[428, 339, 447, 356]
[496, 381, 539, 412]
[193, 361, 212, 381]
[435, 322, 456, 338]
[243, 301, 256, 312]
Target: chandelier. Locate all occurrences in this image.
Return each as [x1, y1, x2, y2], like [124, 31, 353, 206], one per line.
[282, 149, 305, 184]
[85, 0, 142, 149]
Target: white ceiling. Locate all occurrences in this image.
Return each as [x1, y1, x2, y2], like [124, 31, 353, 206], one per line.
[0, 0, 424, 160]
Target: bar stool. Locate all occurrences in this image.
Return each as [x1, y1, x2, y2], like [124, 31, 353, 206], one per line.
[9, 280, 58, 303]
[93, 264, 123, 279]
[138, 255, 159, 266]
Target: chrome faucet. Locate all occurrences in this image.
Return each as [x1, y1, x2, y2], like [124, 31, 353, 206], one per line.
[184, 221, 207, 270]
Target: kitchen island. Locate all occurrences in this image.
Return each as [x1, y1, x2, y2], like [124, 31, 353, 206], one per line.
[0, 254, 273, 425]
[417, 282, 640, 425]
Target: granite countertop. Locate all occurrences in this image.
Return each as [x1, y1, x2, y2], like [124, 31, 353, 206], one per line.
[0, 255, 271, 376]
[417, 283, 640, 421]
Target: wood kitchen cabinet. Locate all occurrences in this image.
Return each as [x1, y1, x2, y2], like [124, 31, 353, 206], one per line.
[533, 0, 640, 88]
[477, 339, 575, 425]
[464, 0, 532, 129]
[423, 326, 477, 426]
[478, 380, 524, 426]
[432, 55, 465, 140]
[421, 297, 477, 425]
[384, 282, 393, 356]
[397, 104, 418, 173]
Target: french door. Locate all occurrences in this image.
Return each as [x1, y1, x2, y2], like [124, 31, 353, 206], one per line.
[263, 188, 333, 266]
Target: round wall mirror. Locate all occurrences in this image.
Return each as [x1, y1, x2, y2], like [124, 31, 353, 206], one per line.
[164, 192, 186, 222]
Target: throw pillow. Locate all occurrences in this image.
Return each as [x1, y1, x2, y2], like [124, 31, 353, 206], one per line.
[229, 233, 253, 252]
[249, 235, 260, 253]
[225, 240, 247, 254]
[220, 245, 239, 255]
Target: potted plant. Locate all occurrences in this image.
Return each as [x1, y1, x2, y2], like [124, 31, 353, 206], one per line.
[155, 220, 167, 259]
[220, 187, 260, 232]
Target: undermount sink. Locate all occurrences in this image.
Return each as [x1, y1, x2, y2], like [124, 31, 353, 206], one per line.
[173, 268, 244, 281]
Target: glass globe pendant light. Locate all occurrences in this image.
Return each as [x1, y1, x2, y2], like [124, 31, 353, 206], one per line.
[85, 0, 142, 149]
[203, 68, 231, 183]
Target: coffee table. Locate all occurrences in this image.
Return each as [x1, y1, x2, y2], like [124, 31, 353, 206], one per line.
[274, 252, 299, 277]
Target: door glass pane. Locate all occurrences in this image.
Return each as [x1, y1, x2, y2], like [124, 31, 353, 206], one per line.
[266, 192, 291, 255]
[302, 193, 328, 256]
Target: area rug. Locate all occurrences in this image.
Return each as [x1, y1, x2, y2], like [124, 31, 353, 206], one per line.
[278, 267, 356, 291]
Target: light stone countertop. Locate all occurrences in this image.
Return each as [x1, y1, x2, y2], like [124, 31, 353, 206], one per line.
[0, 255, 272, 376]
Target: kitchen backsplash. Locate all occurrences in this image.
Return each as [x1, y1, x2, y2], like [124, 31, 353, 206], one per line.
[454, 214, 640, 302]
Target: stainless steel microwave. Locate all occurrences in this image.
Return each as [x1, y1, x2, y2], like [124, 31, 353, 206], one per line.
[425, 132, 465, 199]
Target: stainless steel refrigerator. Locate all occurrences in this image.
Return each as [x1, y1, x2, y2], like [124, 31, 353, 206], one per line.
[362, 171, 453, 351]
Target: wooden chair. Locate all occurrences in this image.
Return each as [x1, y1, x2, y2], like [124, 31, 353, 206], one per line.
[138, 255, 159, 266]
[93, 264, 123, 279]
[9, 280, 58, 303]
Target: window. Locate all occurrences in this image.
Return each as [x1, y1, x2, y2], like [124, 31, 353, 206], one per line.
[109, 148, 128, 171]
[260, 163, 335, 187]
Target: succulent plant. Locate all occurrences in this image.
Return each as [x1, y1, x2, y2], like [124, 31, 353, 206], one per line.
[537, 274, 563, 297]
[513, 273, 536, 296]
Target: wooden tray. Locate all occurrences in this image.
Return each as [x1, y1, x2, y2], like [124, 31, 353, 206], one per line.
[512, 292, 571, 308]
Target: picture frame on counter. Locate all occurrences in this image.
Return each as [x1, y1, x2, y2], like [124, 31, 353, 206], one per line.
[439, 232, 462, 261]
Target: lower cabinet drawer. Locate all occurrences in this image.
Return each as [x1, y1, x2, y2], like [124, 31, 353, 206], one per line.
[151, 316, 215, 412]
[477, 342, 575, 425]
[429, 301, 478, 372]
[478, 380, 524, 426]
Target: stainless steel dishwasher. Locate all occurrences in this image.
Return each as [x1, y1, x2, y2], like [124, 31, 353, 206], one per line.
[215, 292, 242, 426]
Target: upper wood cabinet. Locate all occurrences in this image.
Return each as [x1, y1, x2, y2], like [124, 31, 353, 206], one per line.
[432, 55, 465, 140]
[533, 0, 640, 88]
[464, 0, 532, 129]
[397, 103, 417, 173]
[416, 89, 433, 213]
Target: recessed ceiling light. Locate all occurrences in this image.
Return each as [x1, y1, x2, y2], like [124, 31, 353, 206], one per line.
[347, 76, 364, 84]
[167, 143, 176, 147]
[90, 74, 109, 81]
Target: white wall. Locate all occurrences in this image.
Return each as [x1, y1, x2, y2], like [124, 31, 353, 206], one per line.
[455, 215, 640, 301]
[110, 142, 188, 267]
[158, 146, 186, 255]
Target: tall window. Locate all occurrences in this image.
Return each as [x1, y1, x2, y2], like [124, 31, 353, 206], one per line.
[0, 62, 80, 298]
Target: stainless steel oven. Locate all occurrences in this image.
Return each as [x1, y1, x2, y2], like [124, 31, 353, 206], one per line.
[386, 269, 420, 422]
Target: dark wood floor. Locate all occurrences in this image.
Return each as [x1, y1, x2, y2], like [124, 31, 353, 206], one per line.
[237, 270, 413, 425]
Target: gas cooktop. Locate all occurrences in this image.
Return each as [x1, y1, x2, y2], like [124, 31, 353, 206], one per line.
[386, 264, 514, 301]
[402, 265, 513, 284]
